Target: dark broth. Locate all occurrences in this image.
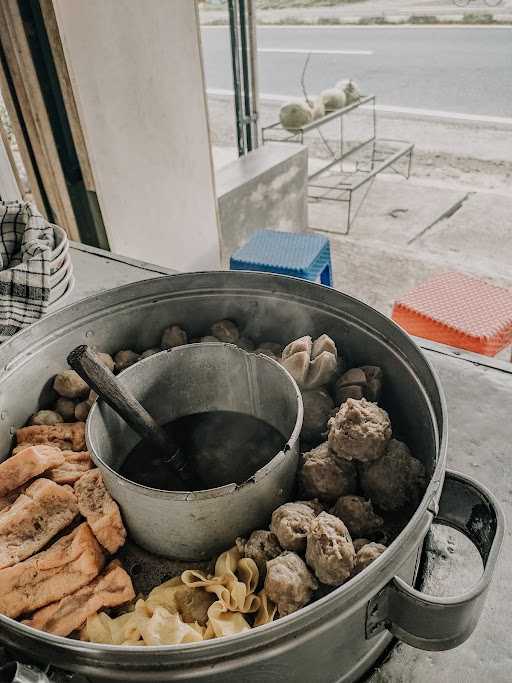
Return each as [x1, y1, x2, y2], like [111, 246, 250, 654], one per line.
[119, 410, 286, 491]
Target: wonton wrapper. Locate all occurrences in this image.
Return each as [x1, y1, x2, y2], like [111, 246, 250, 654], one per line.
[82, 547, 276, 646]
[141, 606, 204, 645]
[147, 576, 214, 625]
[82, 611, 140, 645]
[204, 600, 251, 639]
[83, 599, 204, 646]
[182, 547, 260, 614]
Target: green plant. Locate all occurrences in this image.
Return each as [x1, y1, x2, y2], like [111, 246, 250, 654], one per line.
[463, 12, 495, 23]
[409, 14, 440, 24]
[317, 16, 342, 24]
[357, 16, 390, 25]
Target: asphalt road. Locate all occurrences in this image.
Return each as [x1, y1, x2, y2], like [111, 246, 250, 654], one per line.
[201, 26, 512, 117]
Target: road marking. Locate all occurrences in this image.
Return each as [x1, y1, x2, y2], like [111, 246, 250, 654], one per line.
[258, 48, 373, 55]
[375, 104, 512, 126]
[207, 89, 512, 126]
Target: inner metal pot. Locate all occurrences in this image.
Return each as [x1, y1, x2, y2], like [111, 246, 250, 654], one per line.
[87, 343, 303, 560]
[0, 271, 502, 683]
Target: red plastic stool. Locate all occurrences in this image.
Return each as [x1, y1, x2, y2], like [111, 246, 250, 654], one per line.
[392, 271, 512, 356]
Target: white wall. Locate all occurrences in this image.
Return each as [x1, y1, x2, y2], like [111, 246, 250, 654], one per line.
[52, 0, 220, 271]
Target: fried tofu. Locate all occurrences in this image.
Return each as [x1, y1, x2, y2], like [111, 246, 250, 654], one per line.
[47, 451, 93, 485]
[0, 523, 104, 618]
[0, 445, 64, 497]
[0, 478, 78, 569]
[23, 560, 135, 637]
[74, 470, 126, 554]
[16, 422, 86, 452]
[0, 486, 26, 514]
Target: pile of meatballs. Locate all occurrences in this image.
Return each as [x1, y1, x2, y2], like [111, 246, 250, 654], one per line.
[29, 319, 427, 623]
[236, 332, 427, 618]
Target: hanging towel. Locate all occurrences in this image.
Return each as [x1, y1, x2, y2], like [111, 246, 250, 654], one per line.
[0, 201, 56, 342]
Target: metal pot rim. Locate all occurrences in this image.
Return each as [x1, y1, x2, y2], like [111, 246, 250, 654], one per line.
[0, 271, 448, 657]
[86, 343, 304, 500]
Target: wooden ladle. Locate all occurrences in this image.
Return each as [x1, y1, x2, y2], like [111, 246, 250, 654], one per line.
[67, 344, 196, 485]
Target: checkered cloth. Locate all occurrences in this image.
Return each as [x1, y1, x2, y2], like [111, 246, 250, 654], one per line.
[0, 201, 55, 342]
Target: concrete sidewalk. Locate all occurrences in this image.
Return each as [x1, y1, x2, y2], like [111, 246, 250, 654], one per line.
[200, 0, 512, 25]
[308, 174, 512, 318]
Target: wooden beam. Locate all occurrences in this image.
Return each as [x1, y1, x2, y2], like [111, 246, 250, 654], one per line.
[0, 0, 80, 239]
[39, 0, 96, 193]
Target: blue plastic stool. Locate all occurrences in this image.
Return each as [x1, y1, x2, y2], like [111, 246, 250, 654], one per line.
[230, 230, 332, 286]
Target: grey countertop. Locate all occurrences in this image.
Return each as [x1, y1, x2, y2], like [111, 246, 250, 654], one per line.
[58, 244, 512, 682]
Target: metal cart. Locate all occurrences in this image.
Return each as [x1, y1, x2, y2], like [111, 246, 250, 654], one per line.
[262, 95, 414, 235]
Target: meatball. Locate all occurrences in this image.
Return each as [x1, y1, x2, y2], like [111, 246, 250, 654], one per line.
[360, 366, 383, 403]
[335, 368, 366, 405]
[270, 502, 318, 553]
[301, 389, 334, 443]
[114, 350, 140, 373]
[140, 348, 160, 359]
[53, 370, 89, 399]
[305, 512, 355, 586]
[328, 398, 391, 462]
[335, 366, 383, 405]
[240, 530, 282, 578]
[299, 442, 357, 502]
[95, 352, 115, 372]
[264, 552, 318, 617]
[360, 439, 426, 511]
[54, 397, 77, 421]
[30, 410, 64, 426]
[210, 320, 240, 344]
[331, 495, 383, 538]
[353, 538, 370, 553]
[173, 585, 215, 626]
[352, 542, 386, 575]
[161, 324, 188, 349]
[75, 399, 92, 421]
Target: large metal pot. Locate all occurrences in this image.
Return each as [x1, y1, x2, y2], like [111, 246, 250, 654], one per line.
[0, 272, 503, 683]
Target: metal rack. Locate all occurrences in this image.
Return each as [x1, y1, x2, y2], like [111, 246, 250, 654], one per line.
[262, 95, 414, 235]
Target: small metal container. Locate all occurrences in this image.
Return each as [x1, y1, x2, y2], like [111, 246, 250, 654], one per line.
[86, 343, 303, 560]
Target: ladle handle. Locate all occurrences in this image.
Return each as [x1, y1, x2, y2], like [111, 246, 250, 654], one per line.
[67, 345, 194, 483]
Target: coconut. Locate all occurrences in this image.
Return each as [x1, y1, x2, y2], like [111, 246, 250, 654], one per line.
[335, 79, 350, 93]
[320, 88, 347, 112]
[279, 102, 313, 131]
[309, 98, 325, 121]
[336, 79, 361, 105]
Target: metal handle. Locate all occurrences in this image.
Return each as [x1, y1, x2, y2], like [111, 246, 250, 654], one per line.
[366, 470, 504, 651]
